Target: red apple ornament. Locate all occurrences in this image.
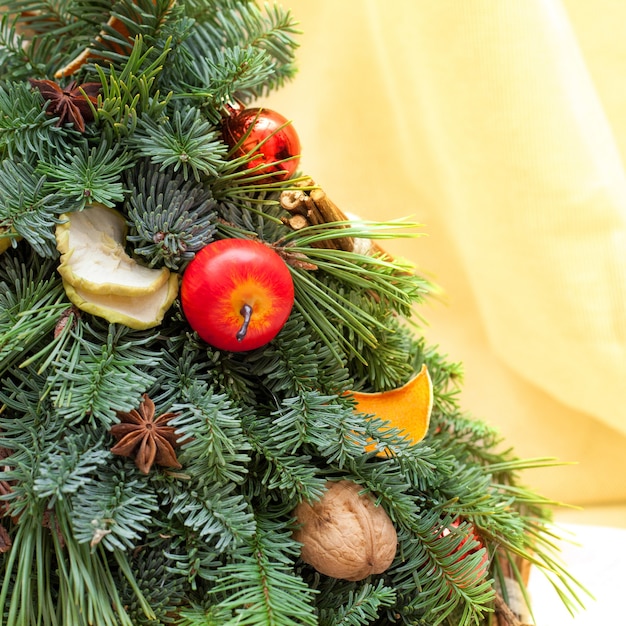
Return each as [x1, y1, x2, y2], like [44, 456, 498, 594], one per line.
[181, 239, 295, 351]
[222, 107, 301, 182]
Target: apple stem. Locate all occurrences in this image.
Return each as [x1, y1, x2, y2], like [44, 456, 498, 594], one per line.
[236, 304, 253, 342]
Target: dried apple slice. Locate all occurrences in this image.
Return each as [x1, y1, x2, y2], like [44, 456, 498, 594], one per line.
[55, 203, 178, 329]
[62, 273, 179, 330]
[56, 204, 169, 296]
[352, 364, 433, 456]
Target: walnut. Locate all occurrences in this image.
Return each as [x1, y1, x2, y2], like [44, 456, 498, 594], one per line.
[292, 480, 397, 581]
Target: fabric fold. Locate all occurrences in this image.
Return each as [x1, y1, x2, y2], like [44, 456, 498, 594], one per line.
[365, 0, 626, 436]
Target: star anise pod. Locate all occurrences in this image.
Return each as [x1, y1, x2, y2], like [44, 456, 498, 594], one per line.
[28, 78, 100, 133]
[110, 394, 181, 474]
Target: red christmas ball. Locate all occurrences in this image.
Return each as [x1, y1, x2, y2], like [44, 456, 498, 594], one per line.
[180, 238, 295, 352]
[222, 107, 301, 182]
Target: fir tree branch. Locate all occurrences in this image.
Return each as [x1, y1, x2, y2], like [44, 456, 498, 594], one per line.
[244, 311, 346, 397]
[118, 546, 186, 625]
[318, 580, 396, 626]
[182, 45, 277, 122]
[211, 511, 317, 626]
[32, 431, 111, 508]
[345, 310, 419, 392]
[159, 517, 224, 587]
[52, 508, 151, 625]
[37, 139, 132, 209]
[125, 159, 218, 270]
[422, 342, 465, 415]
[391, 517, 495, 626]
[0, 13, 68, 80]
[167, 481, 256, 553]
[0, 80, 74, 160]
[3, 0, 73, 37]
[172, 380, 252, 487]
[243, 433, 326, 506]
[0, 249, 66, 376]
[92, 34, 172, 138]
[70, 461, 159, 552]
[50, 321, 161, 428]
[57, 0, 178, 74]
[0, 161, 68, 256]
[268, 392, 369, 469]
[129, 104, 228, 181]
[183, 1, 299, 108]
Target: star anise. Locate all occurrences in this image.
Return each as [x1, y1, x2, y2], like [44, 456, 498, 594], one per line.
[110, 394, 181, 474]
[28, 78, 100, 133]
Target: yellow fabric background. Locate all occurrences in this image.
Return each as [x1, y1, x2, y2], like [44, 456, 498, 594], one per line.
[266, 0, 626, 520]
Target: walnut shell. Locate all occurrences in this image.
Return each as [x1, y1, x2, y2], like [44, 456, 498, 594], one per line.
[293, 480, 397, 581]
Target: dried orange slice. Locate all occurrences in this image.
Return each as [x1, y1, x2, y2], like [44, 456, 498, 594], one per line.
[352, 364, 433, 456]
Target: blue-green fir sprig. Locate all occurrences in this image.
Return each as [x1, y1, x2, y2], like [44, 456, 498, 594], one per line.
[37, 139, 133, 210]
[125, 160, 218, 269]
[0, 81, 76, 161]
[0, 161, 68, 257]
[317, 580, 397, 626]
[50, 321, 163, 428]
[166, 480, 256, 553]
[32, 430, 112, 508]
[0, 15, 67, 81]
[180, 1, 299, 119]
[70, 460, 160, 552]
[209, 511, 318, 626]
[172, 380, 252, 487]
[183, 45, 278, 122]
[129, 105, 228, 180]
[0, 249, 66, 376]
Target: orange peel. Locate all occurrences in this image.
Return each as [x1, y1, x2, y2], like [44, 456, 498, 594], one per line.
[351, 364, 433, 456]
[55, 13, 132, 78]
[54, 0, 171, 78]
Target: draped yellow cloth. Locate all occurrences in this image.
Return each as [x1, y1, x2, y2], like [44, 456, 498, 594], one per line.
[267, 0, 626, 520]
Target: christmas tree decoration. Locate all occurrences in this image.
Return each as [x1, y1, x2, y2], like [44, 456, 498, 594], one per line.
[180, 238, 295, 351]
[110, 394, 181, 474]
[222, 106, 301, 182]
[292, 480, 398, 581]
[56, 203, 179, 329]
[28, 78, 100, 133]
[0, 2, 588, 626]
[352, 363, 434, 455]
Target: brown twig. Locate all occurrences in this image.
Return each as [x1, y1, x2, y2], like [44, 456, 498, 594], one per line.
[495, 591, 533, 626]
